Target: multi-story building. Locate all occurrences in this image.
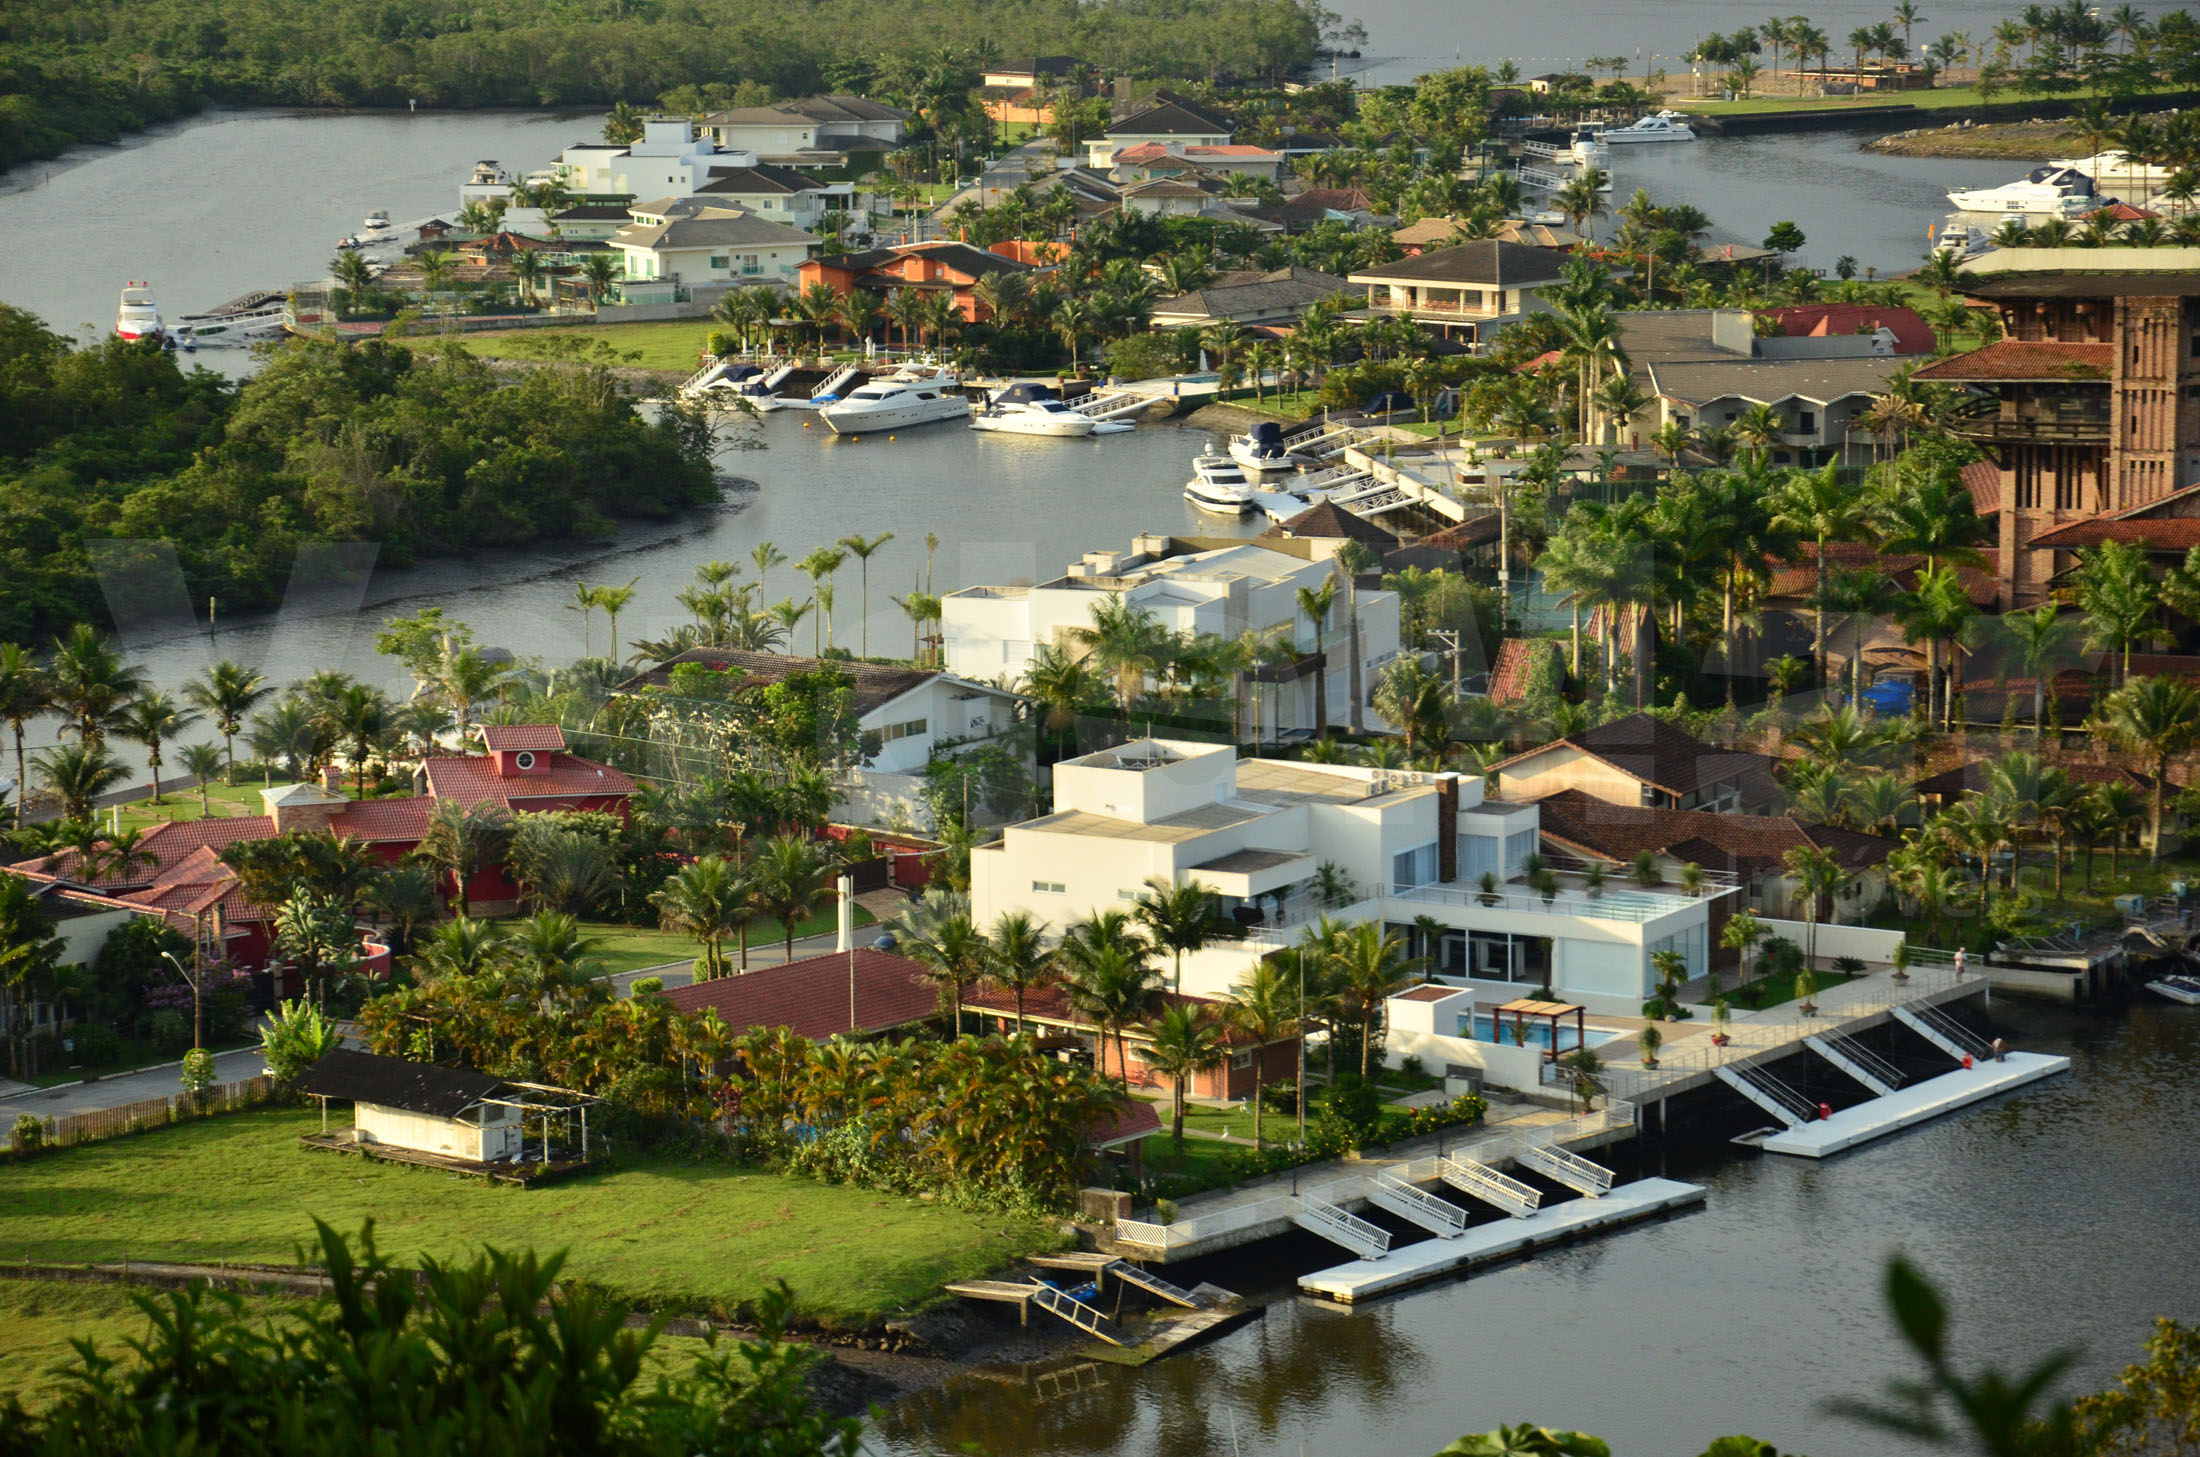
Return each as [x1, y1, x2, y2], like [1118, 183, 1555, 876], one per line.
[941, 535, 1401, 738]
[699, 96, 910, 167]
[969, 740, 1729, 1019]
[1914, 248, 2200, 607]
[610, 198, 818, 300]
[1346, 241, 1570, 348]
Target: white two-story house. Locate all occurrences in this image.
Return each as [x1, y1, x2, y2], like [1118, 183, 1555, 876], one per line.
[942, 536, 1401, 739]
[610, 198, 818, 301]
[969, 740, 1728, 1032]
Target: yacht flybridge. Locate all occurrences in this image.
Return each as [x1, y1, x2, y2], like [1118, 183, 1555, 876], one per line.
[114, 283, 164, 343]
[970, 382, 1098, 437]
[817, 364, 970, 434]
[1184, 453, 1258, 514]
[1601, 111, 1696, 143]
[1947, 166, 2100, 217]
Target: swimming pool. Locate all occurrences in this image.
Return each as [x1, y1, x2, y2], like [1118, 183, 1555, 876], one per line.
[1456, 1013, 1625, 1051]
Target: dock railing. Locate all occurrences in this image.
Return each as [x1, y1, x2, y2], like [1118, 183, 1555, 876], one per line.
[1595, 965, 1967, 1102]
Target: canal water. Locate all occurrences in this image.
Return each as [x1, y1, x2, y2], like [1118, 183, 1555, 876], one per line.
[871, 997, 2200, 1455]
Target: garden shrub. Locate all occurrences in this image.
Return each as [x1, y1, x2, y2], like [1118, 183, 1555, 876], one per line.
[11, 1113, 44, 1155]
[68, 1022, 123, 1069]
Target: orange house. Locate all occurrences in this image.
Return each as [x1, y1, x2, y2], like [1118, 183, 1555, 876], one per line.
[796, 241, 1046, 323]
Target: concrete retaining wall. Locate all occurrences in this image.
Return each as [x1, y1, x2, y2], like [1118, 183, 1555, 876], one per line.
[1757, 918, 1906, 966]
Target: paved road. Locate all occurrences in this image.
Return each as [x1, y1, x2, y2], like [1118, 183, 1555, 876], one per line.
[0, 1046, 266, 1119]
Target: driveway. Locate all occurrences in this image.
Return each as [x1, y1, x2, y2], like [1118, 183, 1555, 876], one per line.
[0, 1046, 267, 1119]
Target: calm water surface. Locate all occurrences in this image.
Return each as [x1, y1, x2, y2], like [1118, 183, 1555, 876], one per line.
[872, 999, 2200, 1455]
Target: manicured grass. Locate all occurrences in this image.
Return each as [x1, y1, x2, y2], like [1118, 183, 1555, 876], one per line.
[1680, 80, 2198, 116]
[457, 321, 721, 373]
[107, 777, 303, 833]
[579, 908, 874, 976]
[0, 1107, 1064, 1328]
[1730, 966, 1856, 1010]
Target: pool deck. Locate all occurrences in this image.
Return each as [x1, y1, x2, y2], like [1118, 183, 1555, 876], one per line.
[1760, 1051, 2071, 1158]
[1296, 1177, 1707, 1303]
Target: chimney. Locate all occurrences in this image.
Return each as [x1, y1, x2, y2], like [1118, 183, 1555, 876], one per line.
[1436, 772, 1459, 883]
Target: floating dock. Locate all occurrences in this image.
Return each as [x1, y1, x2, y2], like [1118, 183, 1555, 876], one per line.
[1760, 1052, 2071, 1158]
[1298, 1177, 1706, 1303]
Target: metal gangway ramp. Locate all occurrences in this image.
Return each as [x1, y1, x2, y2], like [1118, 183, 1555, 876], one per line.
[1367, 1172, 1469, 1237]
[808, 362, 861, 400]
[1438, 1157, 1542, 1218]
[1103, 1260, 1203, 1308]
[1069, 388, 1157, 420]
[1292, 1197, 1392, 1259]
[1715, 1059, 1816, 1129]
[1894, 1002, 1996, 1063]
[1515, 1142, 1616, 1198]
[1807, 1032, 1904, 1097]
[1031, 1285, 1126, 1345]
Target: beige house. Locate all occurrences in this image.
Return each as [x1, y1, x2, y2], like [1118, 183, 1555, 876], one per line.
[1347, 241, 1570, 347]
[1491, 712, 1778, 814]
[611, 197, 818, 301]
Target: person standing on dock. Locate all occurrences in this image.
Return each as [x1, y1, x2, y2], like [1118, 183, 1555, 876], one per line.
[1953, 948, 1967, 979]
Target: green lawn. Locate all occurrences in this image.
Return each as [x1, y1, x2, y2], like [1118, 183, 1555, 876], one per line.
[457, 321, 721, 373]
[0, 1107, 1063, 1329]
[1679, 80, 2197, 116]
[108, 777, 303, 833]
[580, 908, 873, 977]
[1728, 966, 1856, 1010]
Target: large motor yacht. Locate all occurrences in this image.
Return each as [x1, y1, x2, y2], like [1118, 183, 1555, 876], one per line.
[1184, 453, 1257, 515]
[1227, 420, 1306, 477]
[969, 382, 1098, 437]
[817, 364, 971, 434]
[1601, 111, 1696, 144]
[114, 282, 165, 343]
[1948, 166, 2100, 217]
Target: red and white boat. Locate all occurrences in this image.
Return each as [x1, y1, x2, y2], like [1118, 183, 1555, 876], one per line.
[115, 282, 165, 343]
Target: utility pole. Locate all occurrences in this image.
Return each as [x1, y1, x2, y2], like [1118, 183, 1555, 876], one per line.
[1431, 629, 1465, 697]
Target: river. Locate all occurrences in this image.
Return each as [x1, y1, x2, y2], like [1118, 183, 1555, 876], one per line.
[870, 996, 2200, 1455]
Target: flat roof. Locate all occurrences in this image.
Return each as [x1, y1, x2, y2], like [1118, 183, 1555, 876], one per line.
[1020, 801, 1264, 843]
[1233, 758, 1430, 807]
[1192, 847, 1308, 873]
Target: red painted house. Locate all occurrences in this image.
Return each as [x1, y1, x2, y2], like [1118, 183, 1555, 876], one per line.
[6, 726, 635, 972]
[795, 241, 1045, 324]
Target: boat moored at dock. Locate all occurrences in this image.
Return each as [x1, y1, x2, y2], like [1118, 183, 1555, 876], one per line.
[1948, 166, 2100, 217]
[1184, 453, 1257, 514]
[970, 383, 1098, 437]
[818, 363, 971, 434]
[114, 282, 165, 343]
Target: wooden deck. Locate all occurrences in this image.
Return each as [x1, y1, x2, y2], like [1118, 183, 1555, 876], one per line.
[297, 1132, 589, 1186]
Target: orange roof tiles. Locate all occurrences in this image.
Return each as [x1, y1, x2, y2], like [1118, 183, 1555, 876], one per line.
[1913, 340, 2115, 381]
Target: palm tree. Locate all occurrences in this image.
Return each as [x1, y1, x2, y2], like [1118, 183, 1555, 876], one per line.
[1143, 1004, 1226, 1142]
[651, 857, 753, 981]
[750, 542, 786, 606]
[46, 625, 146, 743]
[750, 833, 828, 962]
[1770, 462, 1861, 689]
[2071, 541, 2157, 685]
[587, 577, 640, 663]
[1295, 579, 1338, 737]
[177, 742, 225, 816]
[416, 800, 513, 915]
[437, 647, 515, 745]
[321, 683, 389, 794]
[0, 643, 50, 828]
[898, 905, 991, 1033]
[1331, 922, 1420, 1077]
[1069, 593, 1168, 719]
[510, 249, 546, 307]
[1893, 564, 1975, 731]
[1783, 844, 1849, 973]
[985, 910, 1055, 1032]
[1134, 875, 1229, 994]
[580, 254, 620, 305]
[184, 660, 273, 785]
[1020, 642, 1098, 752]
[1060, 931, 1163, 1089]
[796, 547, 846, 656]
[34, 741, 128, 823]
[1993, 604, 2081, 729]
[2101, 675, 2200, 861]
[1226, 960, 1296, 1147]
[115, 691, 203, 804]
[835, 532, 895, 658]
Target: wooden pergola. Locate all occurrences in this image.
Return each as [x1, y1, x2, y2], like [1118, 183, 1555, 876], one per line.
[1494, 997, 1588, 1063]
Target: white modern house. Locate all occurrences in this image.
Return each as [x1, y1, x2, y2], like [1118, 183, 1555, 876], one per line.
[942, 535, 1401, 738]
[693, 163, 858, 234]
[969, 740, 1729, 1027]
[553, 119, 732, 201]
[610, 198, 818, 299]
[700, 96, 910, 165]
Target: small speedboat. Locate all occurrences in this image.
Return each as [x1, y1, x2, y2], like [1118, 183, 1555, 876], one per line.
[2148, 974, 2200, 1005]
[970, 382, 1097, 437]
[1602, 111, 1695, 144]
[1929, 219, 1988, 258]
[1227, 420, 1306, 477]
[1184, 453, 1257, 514]
[114, 282, 165, 343]
[362, 210, 392, 231]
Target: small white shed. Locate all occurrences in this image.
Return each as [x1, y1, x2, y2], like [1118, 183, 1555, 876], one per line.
[293, 1049, 524, 1164]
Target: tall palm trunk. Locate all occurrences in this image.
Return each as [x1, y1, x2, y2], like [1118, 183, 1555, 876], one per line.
[1346, 586, 1364, 733]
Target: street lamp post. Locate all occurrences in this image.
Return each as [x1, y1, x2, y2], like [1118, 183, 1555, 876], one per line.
[159, 949, 203, 1051]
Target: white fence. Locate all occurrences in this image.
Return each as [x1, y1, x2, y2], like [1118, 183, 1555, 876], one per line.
[1755, 919, 1909, 967]
[1112, 1102, 1635, 1253]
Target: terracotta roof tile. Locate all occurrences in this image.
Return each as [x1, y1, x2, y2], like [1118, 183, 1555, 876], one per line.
[2027, 518, 2200, 550]
[1417, 513, 1504, 550]
[1533, 788, 1895, 874]
[1912, 340, 2116, 381]
[966, 984, 1267, 1044]
[1961, 459, 2001, 516]
[421, 755, 635, 810]
[1486, 638, 1555, 707]
[1259, 501, 1398, 547]
[480, 724, 568, 752]
[329, 797, 439, 841]
[1760, 303, 1935, 355]
[663, 948, 939, 1040]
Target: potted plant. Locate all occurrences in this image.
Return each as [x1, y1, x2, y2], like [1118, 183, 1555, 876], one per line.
[1891, 941, 1912, 983]
[1633, 850, 1662, 888]
[1795, 966, 1819, 1017]
[1584, 862, 1606, 899]
[1679, 861, 1705, 898]
[1533, 868, 1559, 906]
[1710, 997, 1732, 1046]
[1638, 1022, 1662, 1069]
[1478, 870, 1501, 907]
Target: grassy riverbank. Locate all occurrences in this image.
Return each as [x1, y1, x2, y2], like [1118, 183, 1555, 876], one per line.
[1865, 117, 2085, 159]
[458, 322, 719, 374]
[1682, 80, 2195, 118]
[0, 1107, 1065, 1329]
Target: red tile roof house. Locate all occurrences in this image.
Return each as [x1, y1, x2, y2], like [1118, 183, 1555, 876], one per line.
[5, 726, 635, 985]
[663, 947, 942, 1040]
[795, 241, 1045, 326]
[964, 984, 1299, 1102]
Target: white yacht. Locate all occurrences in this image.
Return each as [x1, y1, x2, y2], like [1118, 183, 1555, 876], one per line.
[817, 364, 970, 434]
[1184, 453, 1257, 514]
[2049, 148, 2178, 192]
[362, 210, 392, 231]
[1929, 219, 1988, 258]
[970, 382, 1098, 437]
[2147, 973, 2200, 1006]
[1227, 420, 1306, 477]
[1948, 166, 2100, 217]
[114, 282, 164, 343]
[1601, 111, 1696, 144]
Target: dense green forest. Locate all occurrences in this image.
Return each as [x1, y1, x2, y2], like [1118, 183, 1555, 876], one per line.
[0, 0, 1332, 170]
[0, 306, 718, 640]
